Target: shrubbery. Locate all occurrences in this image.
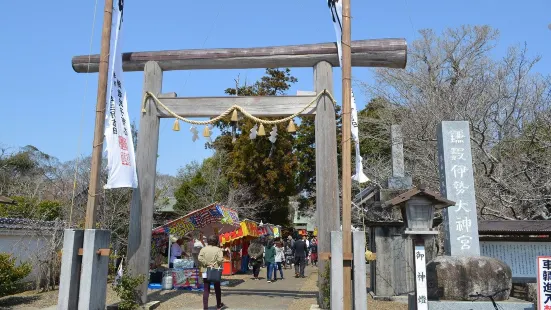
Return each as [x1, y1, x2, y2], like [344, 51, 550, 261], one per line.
[0, 253, 32, 297]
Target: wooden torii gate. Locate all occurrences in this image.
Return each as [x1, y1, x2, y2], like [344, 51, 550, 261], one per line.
[72, 38, 406, 304]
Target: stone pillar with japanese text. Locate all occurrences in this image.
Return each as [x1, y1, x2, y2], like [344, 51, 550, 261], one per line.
[437, 121, 480, 256]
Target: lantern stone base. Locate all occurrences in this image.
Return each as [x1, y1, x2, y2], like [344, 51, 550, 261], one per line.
[407, 293, 534, 310]
[426, 255, 512, 301]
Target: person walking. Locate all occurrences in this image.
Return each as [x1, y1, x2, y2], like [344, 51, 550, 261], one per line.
[292, 236, 308, 278]
[248, 238, 264, 280]
[274, 241, 285, 280]
[310, 239, 318, 266]
[240, 240, 250, 274]
[198, 235, 226, 310]
[264, 239, 276, 283]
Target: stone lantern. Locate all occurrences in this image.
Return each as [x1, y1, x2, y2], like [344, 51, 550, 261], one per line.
[384, 185, 455, 235]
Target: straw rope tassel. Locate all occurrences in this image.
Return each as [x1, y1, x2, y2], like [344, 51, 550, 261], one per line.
[287, 119, 297, 133]
[203, 126, 211, 137]
[257, 124, 266, 136]
[231, 109, 239, 122]
[172, 119, 180, 131]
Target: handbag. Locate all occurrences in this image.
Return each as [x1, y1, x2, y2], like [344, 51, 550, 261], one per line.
[206, 266, 222, 282]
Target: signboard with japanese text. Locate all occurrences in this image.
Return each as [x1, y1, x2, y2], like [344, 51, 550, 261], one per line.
[482, 241, 551, 280]
[414, 244, 428, 310]
[437, 121, 480, 256]
[537, 256, 551, 310]
[104, 0, 138, 188]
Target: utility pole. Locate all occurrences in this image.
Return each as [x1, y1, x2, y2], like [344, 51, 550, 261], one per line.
[85, 0, 114, 228]
[341, 0, 353, 308]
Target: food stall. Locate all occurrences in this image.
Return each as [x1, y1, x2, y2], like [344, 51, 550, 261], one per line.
[150, 203, 240, 288]
[219, 220, 261, 275]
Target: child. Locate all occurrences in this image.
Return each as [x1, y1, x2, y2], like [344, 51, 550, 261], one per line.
[274, 241, 285, 280]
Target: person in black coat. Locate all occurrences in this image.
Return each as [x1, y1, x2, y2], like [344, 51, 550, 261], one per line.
[292, 236, 308, 278]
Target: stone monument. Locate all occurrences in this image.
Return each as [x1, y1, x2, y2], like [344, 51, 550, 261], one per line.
[437, 121, 480, 256]
[425, 121, 533, 309]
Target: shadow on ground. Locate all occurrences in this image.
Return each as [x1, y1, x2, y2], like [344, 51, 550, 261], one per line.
[0, 295, 41, 308]
[223, 289, 317, 299]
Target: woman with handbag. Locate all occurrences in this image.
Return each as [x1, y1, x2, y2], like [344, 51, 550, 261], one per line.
[198, 235, 226, 310]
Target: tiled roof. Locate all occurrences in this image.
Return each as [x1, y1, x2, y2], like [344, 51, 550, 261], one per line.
[0, 218, 63, 231]
[479, 220, 551, 235]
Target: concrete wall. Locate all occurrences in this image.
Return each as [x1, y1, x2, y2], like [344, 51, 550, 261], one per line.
[0, 229, 53, 282]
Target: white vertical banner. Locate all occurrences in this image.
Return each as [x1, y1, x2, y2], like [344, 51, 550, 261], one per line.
[104, 0, 138, 189]
[327, 0, 369, 183]
[537, 256, 551, 310]
[414, 244, 429, 310]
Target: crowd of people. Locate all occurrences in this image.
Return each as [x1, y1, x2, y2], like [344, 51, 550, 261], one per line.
[246, 233, 318, 283]
[167, 232, 318, 309]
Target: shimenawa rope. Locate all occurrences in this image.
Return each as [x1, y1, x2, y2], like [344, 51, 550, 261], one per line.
[141, 89, 337, 126]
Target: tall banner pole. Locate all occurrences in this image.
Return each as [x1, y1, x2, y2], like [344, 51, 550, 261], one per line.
[85, 0, 114, 228]
[341, 0, 353, 308]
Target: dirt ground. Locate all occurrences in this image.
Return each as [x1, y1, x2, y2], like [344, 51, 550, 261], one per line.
[0, 267, 406, 310]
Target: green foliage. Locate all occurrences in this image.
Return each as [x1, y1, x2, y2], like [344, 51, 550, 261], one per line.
[0, 253, 32, 297]
[294, 105, 342, 212]
[174, 153, 230, 214]
[293, 116, 317, 210]
[320, 263, 331, 309]
[113, 270, 146, 310]
[357, 97, 394, 160]
[210, 68, 300, 225]
[36, 200, 62, 221]
[0, 196, 61, 220]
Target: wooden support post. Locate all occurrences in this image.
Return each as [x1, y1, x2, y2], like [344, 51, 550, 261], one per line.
[353, 231, 368, 310]
[331, 231, 344, 310]
[57, 229, 84, 310]
[78, 229, 111, 310]
[127, 61, 163, 304]
[341, 0, 353, 308]
[85, 0, 113, 228]
[314, 61, 339, 308]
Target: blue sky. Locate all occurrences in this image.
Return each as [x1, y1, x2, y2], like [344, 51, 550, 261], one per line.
[1, 0, 550, 175]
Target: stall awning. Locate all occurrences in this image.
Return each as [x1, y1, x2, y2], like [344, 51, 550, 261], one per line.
[220, 220, 261, 245]
[219, 221, 282, 245]
[152, 203, 240, 237]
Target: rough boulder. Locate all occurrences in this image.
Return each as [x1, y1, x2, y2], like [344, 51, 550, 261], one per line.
[426, 255, 512, 301]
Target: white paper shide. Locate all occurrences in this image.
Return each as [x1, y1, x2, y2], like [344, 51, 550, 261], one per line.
[104, 0, 137, 188]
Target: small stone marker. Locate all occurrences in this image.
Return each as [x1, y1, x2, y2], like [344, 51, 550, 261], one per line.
[437, 121, 480, 256]
[388, 125, 412, 189]
[414, 243, 428, 310]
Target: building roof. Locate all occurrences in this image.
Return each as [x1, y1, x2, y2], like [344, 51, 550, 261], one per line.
[384, 185, 455, 209]
[479, 220, 551, 235]
[154, 197, 177, 214]
[0, 196, 16, 205]
[353, 184, 379, 206]
[291, 202, 316, 231]
[0, 218, 62, 231]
